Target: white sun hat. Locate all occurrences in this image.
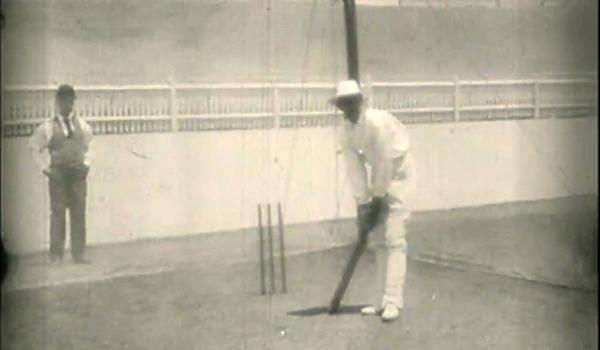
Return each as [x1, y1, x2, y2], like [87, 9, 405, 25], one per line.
[329, 80, 363, 106]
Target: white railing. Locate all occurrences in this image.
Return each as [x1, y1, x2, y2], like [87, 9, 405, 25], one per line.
[1, 76, 597, 137]
[286, 0, 567, 8]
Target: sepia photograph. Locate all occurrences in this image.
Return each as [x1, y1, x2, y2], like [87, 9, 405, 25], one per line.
[0, 0, 597, 349]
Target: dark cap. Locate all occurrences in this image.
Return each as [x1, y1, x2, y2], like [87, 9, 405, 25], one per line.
[56, 84, 76, 99]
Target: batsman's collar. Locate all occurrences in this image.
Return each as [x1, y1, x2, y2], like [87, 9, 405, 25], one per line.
[54, 110, 75, 121]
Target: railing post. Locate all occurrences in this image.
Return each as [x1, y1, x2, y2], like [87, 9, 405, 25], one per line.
[592, 78, 598, 118]
[364, 73, 373, 109]
[273, 85, 280, 129]
[169, 76, 177, 131]
[533, 80, 540, 119]
[453, 75, 460, 121]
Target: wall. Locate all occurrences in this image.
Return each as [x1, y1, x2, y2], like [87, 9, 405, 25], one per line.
[1, 0, 597, 84]
[1, 117, 597, 254]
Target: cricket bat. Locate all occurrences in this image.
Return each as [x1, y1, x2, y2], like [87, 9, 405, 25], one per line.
[328, 226, 371, 315]
[328, 200, 389, 315]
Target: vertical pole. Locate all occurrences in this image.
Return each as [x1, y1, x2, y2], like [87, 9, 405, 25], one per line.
[272, 86, 280, 165]
[453, 75, 460, 121]
[169, 76, 177, 131]
[267, 203, 276, 294]
[342, 0, 360, 83]
[264, 0, 272, 79]
[257, 204, 266, 295]
[264, 0, 274, 210]
[272, 87, 281, 206]
[533, 80, 540, 119]
[277, 202, 287, 293]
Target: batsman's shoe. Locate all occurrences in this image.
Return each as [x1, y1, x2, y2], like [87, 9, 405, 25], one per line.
[381, 304, 400, 322]
[360, 306, 382, 316]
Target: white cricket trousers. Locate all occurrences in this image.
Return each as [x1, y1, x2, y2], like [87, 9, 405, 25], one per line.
[369, 214, 407, 309]
[368, 156, 413, 309]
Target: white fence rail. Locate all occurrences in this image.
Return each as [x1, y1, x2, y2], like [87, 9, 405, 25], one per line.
[286, 0, 568, 8]
[1, 77, 597, 137]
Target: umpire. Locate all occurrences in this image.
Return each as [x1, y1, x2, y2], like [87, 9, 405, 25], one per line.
[29, 84, 94, 264]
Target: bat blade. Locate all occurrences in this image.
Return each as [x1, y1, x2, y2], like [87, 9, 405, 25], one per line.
[328, 234, 368, 315]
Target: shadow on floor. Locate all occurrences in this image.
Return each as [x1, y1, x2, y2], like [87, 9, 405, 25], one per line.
[288, 304, 369, 317]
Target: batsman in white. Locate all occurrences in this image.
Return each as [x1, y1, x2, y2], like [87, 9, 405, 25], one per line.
[331, 80, 414, 322]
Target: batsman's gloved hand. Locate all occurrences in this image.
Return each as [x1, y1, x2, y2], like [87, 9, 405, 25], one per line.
[369, 196, 389, 226]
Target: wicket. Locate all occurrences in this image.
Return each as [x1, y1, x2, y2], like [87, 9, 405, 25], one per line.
[257, 202, 287, 295]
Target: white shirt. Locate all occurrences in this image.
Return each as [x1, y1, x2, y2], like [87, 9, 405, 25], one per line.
[342, 108, 411, 205]
[29, 112, 94, 172]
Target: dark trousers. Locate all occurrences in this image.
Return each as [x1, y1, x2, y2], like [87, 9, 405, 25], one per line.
[48, 165, 88, 260]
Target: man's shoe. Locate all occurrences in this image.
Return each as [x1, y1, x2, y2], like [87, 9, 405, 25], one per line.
[73, 257, 91, 265]
[381, 304, 400, 322]
[361, 306, 382, 316]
